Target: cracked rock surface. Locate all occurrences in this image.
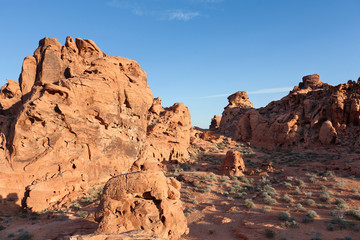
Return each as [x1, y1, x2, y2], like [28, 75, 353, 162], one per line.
[0, 36, 154, 212]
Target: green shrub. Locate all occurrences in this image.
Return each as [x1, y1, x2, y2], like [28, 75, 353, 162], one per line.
[283, 219, 299, 228]
[294, 179, 306, 188]
[262, 206, 272, 213]
[331, 217, 350, 230]
[282, 194, 293, 203]
[294, 186, 302, 195]
[310, 232, 323, 240]
[306, 210, 318, 219]
[235, 192, 247, 199]
[279, 211, 291, 221]
[70, 203, 81, 210]
[78, 211, 88, 218]
[245, 199, 255, 209]
[8, 233, 15, 238]
[347, 209, 360, 220]
[295, 203, 306, 212]
[319, 191, 332, 203]
[263, 193, 277, 205]
[302, 215, 313, 223]
[265, 229, 275, 238]
[327, 223, 335, 231]
[306, 199, 316, 206]
[16, 230, 33, 240]
[354, 194, 360, 200]
[335, 199, 347, 209]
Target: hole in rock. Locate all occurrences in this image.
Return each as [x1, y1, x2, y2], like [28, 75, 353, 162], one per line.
[54, 105, 62, 115]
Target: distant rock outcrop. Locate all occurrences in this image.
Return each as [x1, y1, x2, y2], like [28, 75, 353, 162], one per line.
[209, 115, 221, 130]
[0, 36, 190, 226]
[218, 91, 253, 136]
[218, 74, 360, 150]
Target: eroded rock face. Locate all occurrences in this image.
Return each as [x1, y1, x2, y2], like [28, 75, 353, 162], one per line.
[219, 74, 360, 150]
[96, 171, 188, 239]
[219, 91, 253, 136]
[0, 37, 154, 211]
[220, 150, 245, 177]
[141, 99, 191, 164]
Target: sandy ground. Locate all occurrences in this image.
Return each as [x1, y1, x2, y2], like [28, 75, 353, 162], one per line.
[1, 136, 360, 240]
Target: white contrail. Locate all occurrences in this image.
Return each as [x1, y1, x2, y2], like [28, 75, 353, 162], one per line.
[200, 86, 292, 98]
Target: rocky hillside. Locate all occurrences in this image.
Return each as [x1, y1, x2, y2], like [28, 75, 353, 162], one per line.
[216, 74, 360, 150]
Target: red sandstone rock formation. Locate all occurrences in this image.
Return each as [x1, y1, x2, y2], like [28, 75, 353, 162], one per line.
[0, 37, 190, 217]
[209, 115, 221, 130]
[95, 171, 188, 239]
[218, 74, 360, 150]
[220, 150, 245, 176]
[141, 98, 191, 164]
[218, 91, 253, 136]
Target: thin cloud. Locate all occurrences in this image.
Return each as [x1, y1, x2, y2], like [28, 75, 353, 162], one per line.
[248, 87, 292, 94]
[106, 0, 220, 21]
[190, 0, 224, 2]
[200, 87, 292, 99]
[168, 10, 200, 21]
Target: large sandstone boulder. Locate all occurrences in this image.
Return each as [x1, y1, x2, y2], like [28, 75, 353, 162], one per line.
[0, 37, 154, 211]
[95, 171, 188, 239]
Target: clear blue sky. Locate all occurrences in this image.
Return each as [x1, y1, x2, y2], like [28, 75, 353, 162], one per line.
[1, 0, 359, 128]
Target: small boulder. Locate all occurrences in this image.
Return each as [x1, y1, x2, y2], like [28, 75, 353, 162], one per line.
[220, 150, 245, 177]
[96, 171, 188, 239]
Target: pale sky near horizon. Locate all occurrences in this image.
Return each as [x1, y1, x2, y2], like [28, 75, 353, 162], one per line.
[1, 0, 359, 128]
